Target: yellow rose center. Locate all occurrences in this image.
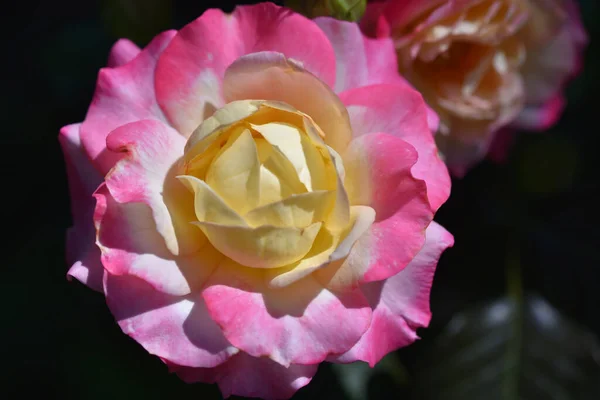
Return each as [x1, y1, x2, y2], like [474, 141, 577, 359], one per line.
[174, 100, 370, 280]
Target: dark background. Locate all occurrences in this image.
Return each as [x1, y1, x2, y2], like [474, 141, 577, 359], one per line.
[2, 1, 599, 399]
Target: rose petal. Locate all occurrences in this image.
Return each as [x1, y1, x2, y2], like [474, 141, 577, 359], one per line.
[362, 0, 450, 39]
[202, 259, 371, 367]
[104, 272, 238, 368]
[314, 17, 405, 93]
[244, 191, 335, 228]
[435, 131, 494, 178]
[514, 94, 565, 131]
[223, 52, 352, 153]
[487, 127, 516, 164]
[183, 100, 261, 161]
[316, 133, 432, 288]
[251, 121, 318, 191]
[333, 221, 453, 366]
[94, 184, 215, 296]
[360, 1, 392, 38]
[177, 175, 247, 226]
[520, 0, 587, 108]
[205, 129, 261, 213]
[193, 221, 323, 269]
[80, 30, 176, 174]
[173, 353, 317, 400]
[107, 38, 141, 68]
[155, 2, 336, 136]
[340, 83, 450, 212]
[265, 205, 375, 289]
[104, 119, 202, 257]
[59, 123, 104, 292]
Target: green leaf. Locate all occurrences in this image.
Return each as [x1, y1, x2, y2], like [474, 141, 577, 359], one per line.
[285, 0, 366, 22]
[412, 295, 600, 400]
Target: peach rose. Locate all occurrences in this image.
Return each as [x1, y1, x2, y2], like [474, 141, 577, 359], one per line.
[362, 0, 587, 175]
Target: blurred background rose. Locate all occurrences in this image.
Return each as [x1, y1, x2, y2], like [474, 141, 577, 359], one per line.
[2, 1, 599, 399]
[361, 0, 587, 176]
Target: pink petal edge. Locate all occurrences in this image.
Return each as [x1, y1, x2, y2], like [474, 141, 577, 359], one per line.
[172, 352, 318, 400]
[107, 38, 141, 68]
[104, 272, 237, 368]
[333, 221, 454, 366]
[317, 133, 432, 288]
[59, 123, 104, 292]
[80, 30, 176, 175]
[155, 2, 336, 136]
[340, 83, 450, 212]
[202, 261, 372, 367]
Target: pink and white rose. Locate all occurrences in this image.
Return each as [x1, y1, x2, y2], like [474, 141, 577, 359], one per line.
[362, 0, 587, 175]
[60, 3, 453, 398]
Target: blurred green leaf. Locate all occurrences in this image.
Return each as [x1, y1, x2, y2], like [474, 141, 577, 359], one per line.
[285, 0, 366, 22]
[412, 295, 600, 400]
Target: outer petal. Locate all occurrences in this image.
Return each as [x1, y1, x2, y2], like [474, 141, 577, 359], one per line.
[223, 52, 352, 152]
[94, 184, 215, 297]
[80, 30, 176, 174]
[316, 133, 432, 289]
[155, 2, 336, 136]
[333, 222, 454, 366]
[339, 83, 450, 212]
[107, 38, 141, 68]
[97, 119, 211, 295]
[372, 0, 482, 40]
[361, 0, 457, 39]
[104, 272, 237, 368]
[317, 16, 439, 132]
[516, 0, 586, 131]
[104, 119, 203, 258]
[360, 1, 392, 38]
[59, 123, 104, 292]
[519, 0, 587, 110]
[513, 94, 565, 131]
[173, 353, 317, 400]
[487, 127, 516, 164]
[435, 131, 494, 178]
[314, 17, 405, 93]
[202, 260, 371, 367]
[233, 2, 335, 84]
[96, 123, 214, 296]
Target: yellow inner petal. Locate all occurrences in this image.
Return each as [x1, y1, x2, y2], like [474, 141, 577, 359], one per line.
[244, 190, 335, 228]
[266, 205, 375, 288]
[193, 221, 323, 269]
[255, 137, 296, 205]
[205, 128, 261, 214]
[251, 122, 315, 190]
[177, 99, 359, 276]
[259, 137, 308, 200]
[176, 175, 247, 227]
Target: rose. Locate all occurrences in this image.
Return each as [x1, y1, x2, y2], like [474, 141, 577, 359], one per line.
[361, 0, 587, 175]
[60, 3, 454, 398]
[61, 4, 454, 397]
[60, 3, 453, 399]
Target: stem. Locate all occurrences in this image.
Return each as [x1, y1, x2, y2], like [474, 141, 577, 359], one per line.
[503, 237, 524, 400]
